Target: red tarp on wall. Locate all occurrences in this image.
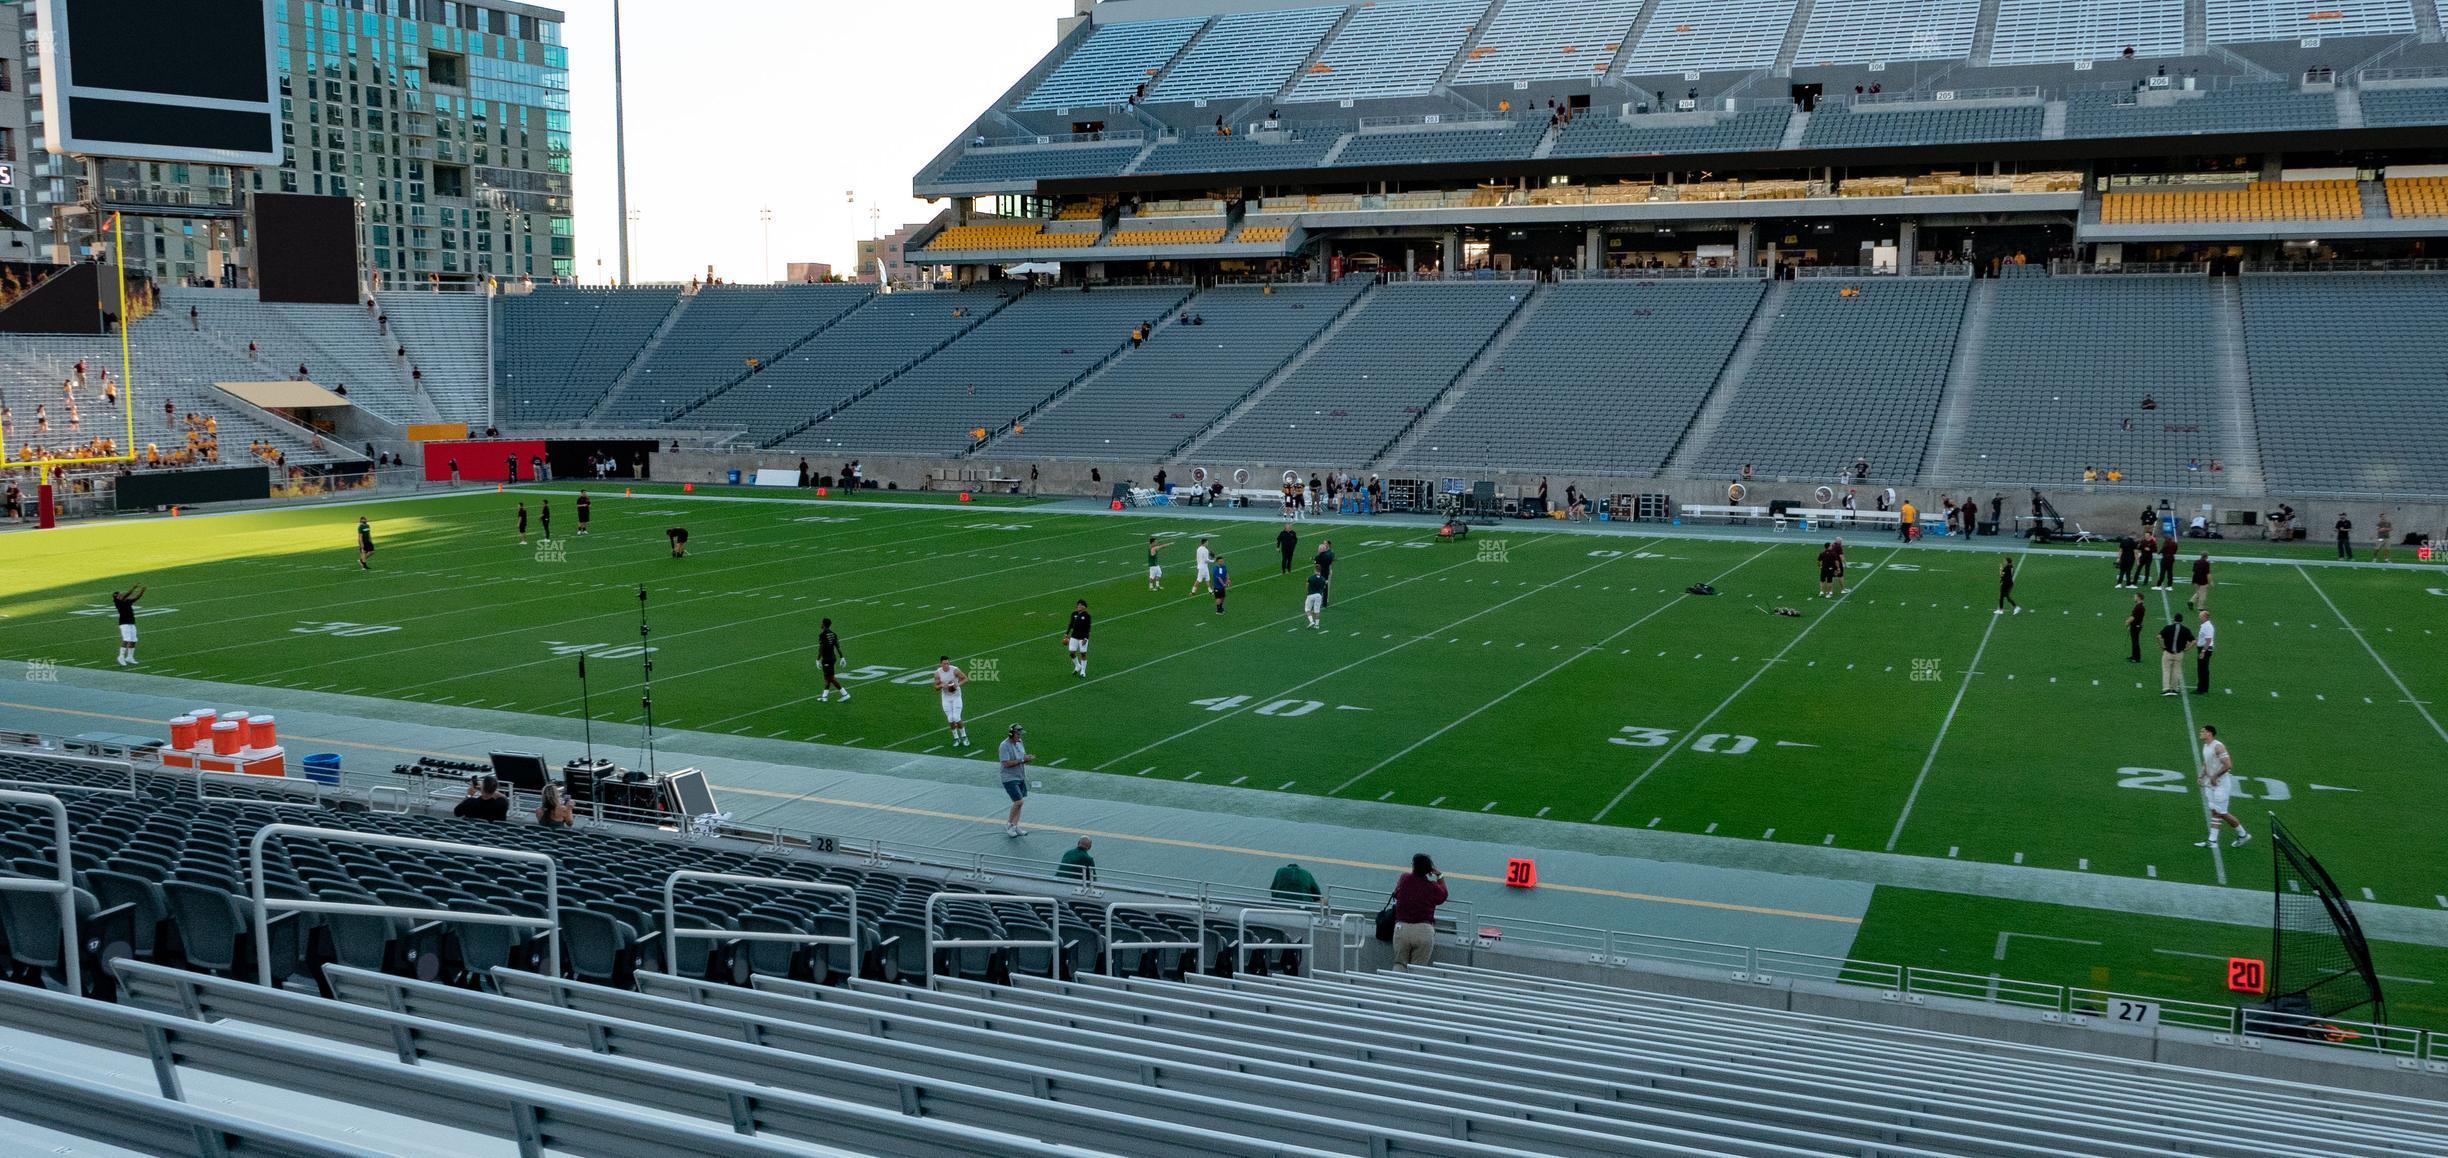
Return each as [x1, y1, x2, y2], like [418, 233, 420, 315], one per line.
[423, 439, 550, 483]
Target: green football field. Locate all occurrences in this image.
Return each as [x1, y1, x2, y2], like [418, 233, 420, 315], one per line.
[6, 483, 2448, 1027]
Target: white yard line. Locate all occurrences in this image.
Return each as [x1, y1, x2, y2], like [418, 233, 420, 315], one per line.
[2295, 564, 2448, 747]
[737, 537, 1447, 738]
[2156, 586, 2226, 886]
[1886, 549, 2029, 850]
[1098, 548, 1643, 770]
[1329, 545, 1774, 796]
[894, 540, 1568, 748]
[1592, 547, 1903, 824]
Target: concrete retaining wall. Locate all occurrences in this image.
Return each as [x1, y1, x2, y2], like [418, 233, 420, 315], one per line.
[643, 448, 2448, 542]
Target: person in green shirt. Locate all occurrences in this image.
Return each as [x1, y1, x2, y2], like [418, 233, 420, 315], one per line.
[1058, 836, 1096, 882]
[1269, 861, 1321, 905]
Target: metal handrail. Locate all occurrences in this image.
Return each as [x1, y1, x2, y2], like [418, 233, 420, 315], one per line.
[923, 892, 1061, 979]
[0, 790, 80, 995]
[662, 870, 856, 956]
[247, 824, 560, 986]
[0, 735, 2410, 1041]
[1906, 966, 2064, 1010]
[2067, 986, 2240, 1032]
[1104, 901, 1205, 975]
[1233, 907, 1324, 978]
[195, 767, 322, 808]
[2241, 1007, 2425, 1056]
[1851, 85, 2041, 106]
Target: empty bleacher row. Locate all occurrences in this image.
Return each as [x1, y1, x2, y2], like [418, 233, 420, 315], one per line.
[599, 284, 874, 424]
[0, 307, 366, 469]
[1135, 131, 1341, 174]
[678, 288, 1013, 443]
[997, 281, 1372, 461]
[374, 291, 492, 426]
[1332, 120, 1552, 167]
[1692, 276, 1970, 480]
[1945, 275, 2222, 488]
[2100, 178, 2360, 223]
[1797, 103, 2047, 148]
[2065, 84, 2337, 137]
[171, 289, 426, 425]
[1397, 279, 1767, 476]
[777, 286, 1192, 457]
[2241, 270, 2448, 494]
[494, 285, 681, 426]
[1548, 107, 1793, 157]
[463, 271, 2448, 495]
[2384, 174, 2448, 217]
[1196, 281, 1530, 465]
[2, 740, 2437, 1157]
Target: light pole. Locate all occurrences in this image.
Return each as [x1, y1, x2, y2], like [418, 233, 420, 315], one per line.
[612, 0, 631, 285]
[625, 208, 641, 284]
[760, 206, 774, 282]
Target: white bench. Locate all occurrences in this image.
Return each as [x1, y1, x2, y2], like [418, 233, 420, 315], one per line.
[1786, 507, 1903, 529]
[1682, 504, 1769, 523]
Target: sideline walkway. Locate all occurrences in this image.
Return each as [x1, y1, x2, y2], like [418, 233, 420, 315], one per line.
[10, 661, 2448, 953]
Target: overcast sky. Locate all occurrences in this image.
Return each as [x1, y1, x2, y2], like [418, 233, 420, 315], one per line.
[559, 0, 1075, 284]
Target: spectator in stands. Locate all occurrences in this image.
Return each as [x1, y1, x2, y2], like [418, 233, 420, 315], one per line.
[377, 313, 388, 335]
[1270, 861, 1322, 906]
[2082, 466, 2098, 482]
[335, 383, 348, 397]
[189, 305, 199, 330]
[1741, 463, 1753, 483]
[536, 783, 574, 828]
[2105, 467, 2123, 483]
[164, 400, 176, 427]
[1388, 854, 1447, 968]
[1058, 837, 1096, 882]
[2186, 457, 2200, 471]
[2140, 393, 2157, 410]
[454, 776, 510, 821]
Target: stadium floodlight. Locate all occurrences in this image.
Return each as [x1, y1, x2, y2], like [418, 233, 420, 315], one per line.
[0, 212, 139, 527]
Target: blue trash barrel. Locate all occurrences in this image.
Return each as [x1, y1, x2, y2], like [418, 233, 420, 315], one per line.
[302, 753, 342, 786]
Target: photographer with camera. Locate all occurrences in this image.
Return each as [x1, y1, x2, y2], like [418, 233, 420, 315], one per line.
[454, 775, 510, 821]
[535, 783, 574, 828]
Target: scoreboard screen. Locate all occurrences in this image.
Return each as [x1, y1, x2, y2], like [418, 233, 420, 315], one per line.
[37, 0, 280, 166]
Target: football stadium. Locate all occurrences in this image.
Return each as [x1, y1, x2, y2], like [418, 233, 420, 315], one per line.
[2, 0, 2448, 1151]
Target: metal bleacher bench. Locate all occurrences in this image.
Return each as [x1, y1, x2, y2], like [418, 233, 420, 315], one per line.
[1681, 504, 1768, 523]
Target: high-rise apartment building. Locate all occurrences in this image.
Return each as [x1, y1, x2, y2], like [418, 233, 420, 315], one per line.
[16, 0, 571, 288]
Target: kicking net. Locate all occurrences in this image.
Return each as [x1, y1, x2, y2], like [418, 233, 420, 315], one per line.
[2265, 817, 2385, 1025]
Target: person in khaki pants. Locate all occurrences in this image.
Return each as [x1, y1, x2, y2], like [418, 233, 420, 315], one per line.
[2157, 614, 2195, 697]
[1389, 854, 1449, 968]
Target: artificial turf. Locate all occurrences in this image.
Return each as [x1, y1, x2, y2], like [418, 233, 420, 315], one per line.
[6, 482, 2446, 1024]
